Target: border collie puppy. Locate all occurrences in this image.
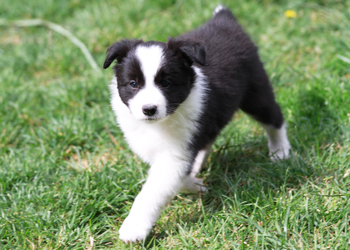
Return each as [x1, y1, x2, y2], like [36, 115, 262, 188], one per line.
[103, 5, 290, 243]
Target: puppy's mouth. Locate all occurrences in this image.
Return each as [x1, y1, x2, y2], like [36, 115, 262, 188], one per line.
[143, 116, 168, 123]
[145, 117, 158, 121]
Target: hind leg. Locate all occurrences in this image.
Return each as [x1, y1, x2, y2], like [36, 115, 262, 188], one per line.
[260, 122, 290, 160]
[240, 83, 291, 160]
[180, 143, 212, 193]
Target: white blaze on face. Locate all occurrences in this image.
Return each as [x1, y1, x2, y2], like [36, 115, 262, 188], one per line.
[128, 45, 167, 121]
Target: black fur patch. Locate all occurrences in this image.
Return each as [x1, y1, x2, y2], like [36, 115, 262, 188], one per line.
[175, 7, 285, 169]
[114, 55, 145, 107]
[166, 38, 206, 66]
[103, 39, 143, 69]
[154, 41, 200, 115]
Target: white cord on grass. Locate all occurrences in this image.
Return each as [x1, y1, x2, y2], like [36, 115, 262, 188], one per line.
[0, 19, 102, 74]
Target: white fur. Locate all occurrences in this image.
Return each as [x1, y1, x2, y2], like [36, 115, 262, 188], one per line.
[180, 176, 207, 193]
[190, 143, 212, 178]
[213, 5, 225, 16]
[262, 123, 291, 160]
[180, 146, 212, 194]
[128, 46, 167, 120]
[110, 60, 208, 242]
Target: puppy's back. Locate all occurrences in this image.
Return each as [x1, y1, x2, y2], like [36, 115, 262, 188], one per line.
[178, 7, 257, 69]
[180, 7, 273, 152]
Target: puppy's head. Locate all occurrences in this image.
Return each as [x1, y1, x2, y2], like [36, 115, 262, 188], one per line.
[103, 38, 206, 122]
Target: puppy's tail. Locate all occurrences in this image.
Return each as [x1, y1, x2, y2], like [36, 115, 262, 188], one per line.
[212, 5, 236, 20]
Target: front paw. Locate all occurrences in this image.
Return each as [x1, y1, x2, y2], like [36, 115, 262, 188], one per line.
[119, 215, 152, 243]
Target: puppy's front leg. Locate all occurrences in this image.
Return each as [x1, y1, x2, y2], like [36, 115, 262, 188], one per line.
[119, 154, 187, 243]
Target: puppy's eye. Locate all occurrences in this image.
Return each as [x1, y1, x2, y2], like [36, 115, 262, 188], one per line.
[129, 81, 138, 89]
[161, 80, 171, 88]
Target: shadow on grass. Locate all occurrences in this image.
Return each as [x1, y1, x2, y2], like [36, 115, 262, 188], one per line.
[292, 85, 346, 149]
[201, 143, 306, 209]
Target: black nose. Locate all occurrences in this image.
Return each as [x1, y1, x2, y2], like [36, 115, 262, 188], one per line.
[142, 104, 157, 116]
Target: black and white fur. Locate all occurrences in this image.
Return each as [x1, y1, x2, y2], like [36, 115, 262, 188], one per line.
[103, 6, 290, 243]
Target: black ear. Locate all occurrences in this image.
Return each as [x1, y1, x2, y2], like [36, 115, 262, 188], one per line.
[103, 39, 143, 69]
[166, 38, 206, 66]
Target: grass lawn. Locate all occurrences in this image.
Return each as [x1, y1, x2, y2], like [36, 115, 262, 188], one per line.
[1, 0, 350, 249]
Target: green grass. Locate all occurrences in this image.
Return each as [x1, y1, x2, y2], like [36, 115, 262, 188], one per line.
[1, 0, 350, 249]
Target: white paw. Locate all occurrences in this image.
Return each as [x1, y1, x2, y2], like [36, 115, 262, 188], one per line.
[180, 177, 208, 194]
[265, 123, 291, 161]
[269, 144, 291, 161]
[119, 215, 152, 243]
